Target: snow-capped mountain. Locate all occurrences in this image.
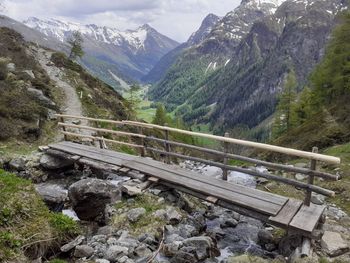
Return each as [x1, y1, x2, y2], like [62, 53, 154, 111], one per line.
[23, 17, 179, 84]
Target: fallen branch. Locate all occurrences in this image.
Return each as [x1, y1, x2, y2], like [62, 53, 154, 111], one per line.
[147, 226, 165, 263]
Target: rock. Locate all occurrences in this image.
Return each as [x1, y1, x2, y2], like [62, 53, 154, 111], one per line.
[105, 245, 129, 262]
[97, 226, 115, 236]
[40, 154, 73, 170]
[295, 173, 307, 181]
[35, 183, 68, 209]
[182, 236, 216, 260]
[6, 62, 15, 72]
[220, 219, 238, 228]
[135, 244, 153, 258]
[27, 88, 56, 107]
[68, 179, 121, 221]
[23, 70, 35, 78]
[95, 260, 110, 263]
[201, 166, 223, 179]
[122, 184, 142, 196]
[163, 241, 182, 257]
[127, 207, 146, 223]
[60, 235, 85, 252]
[9, 157, 26, 171]
[228, 171, 256, 188]
[153, 209, 167, 220]
[166, 207, 182, 224]
[170, 250, 197, 263]
[258, 230, 274, 245]
[311, 193, 325, 205]
[321, 231, 349, 257]
[74, 245, 94, 258]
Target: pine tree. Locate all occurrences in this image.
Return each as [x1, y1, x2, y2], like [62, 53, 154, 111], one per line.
[272, 70, 298, 138]
[152, 104, 171, 126]
[68, 31, 84, 60]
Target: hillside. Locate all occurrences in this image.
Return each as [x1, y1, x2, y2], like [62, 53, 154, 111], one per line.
[149, 0, 345, 135]
[0, 27, 128, 146]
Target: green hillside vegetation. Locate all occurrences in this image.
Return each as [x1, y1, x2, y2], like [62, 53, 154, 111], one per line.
[0, 169, 80, 262]
[0, 27, 64, 142]
[274, 10, 350, 150]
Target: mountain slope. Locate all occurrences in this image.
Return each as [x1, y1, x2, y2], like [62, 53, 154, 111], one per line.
[149, 0, 283, 108]
[142, 14, 221, 84]
[24, 18, 179, 85]
[0, 27, 127, 143]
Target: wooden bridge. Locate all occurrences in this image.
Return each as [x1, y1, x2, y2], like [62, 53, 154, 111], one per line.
[49, 114, 341, 245]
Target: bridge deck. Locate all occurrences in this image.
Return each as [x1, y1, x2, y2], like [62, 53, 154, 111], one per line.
[49, 141, 325, 237]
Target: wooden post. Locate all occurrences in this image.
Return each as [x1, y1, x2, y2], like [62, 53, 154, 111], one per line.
[164, 124, 170, 164]
[304, 147, 318, 206]
[60, 116, 68, 141]
[140, 127, 146, 157]
[223, 132, 229, 181]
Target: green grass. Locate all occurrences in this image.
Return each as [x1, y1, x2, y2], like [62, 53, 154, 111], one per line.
[136, 100, 157, 123]
[0, 170, 80, 261]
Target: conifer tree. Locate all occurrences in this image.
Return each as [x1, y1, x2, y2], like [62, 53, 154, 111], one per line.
[152, 104, 170, 126]
[272, 70, 298, 138]
[68, 31, 84, 60]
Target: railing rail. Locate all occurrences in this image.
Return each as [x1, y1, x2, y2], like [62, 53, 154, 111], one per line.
[55, 114, 341, 205]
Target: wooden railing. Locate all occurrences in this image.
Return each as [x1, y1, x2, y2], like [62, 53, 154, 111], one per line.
[55, 114, 341, 206]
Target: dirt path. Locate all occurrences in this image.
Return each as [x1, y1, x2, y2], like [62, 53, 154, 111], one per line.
[33, 47, 92, 138]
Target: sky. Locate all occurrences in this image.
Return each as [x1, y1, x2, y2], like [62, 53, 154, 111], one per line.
[0, 0, 241, 42]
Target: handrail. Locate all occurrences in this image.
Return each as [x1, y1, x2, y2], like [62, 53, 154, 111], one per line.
[55, 114, 340, 164]
[55, 114, 341, 205]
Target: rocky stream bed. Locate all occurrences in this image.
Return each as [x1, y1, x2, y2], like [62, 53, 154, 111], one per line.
[2, 151, 350, 263]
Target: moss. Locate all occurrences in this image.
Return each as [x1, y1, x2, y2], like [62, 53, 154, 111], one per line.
[112, 194, 177, 236]
[0, 170, 79, 262]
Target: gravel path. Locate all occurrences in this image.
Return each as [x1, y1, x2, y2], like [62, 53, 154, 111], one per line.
[34, 47, 92, 137]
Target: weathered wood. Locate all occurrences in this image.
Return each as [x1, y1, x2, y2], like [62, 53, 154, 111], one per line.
[60, 116, 68, 141]
[223, 132, 229, 181]
[301, 238, 312, 258]
[304, 147, 318, 206]
[145, 137, 338, 180]
[164, 126, 170, 164]
[119, 167, 130, 174]
[206, 196, 219, 204]
[269, 199, 302, 228]
[58, 122, 146, 138]
[122, 120, 341, 164]
[290, 203, 326, 234]
[58, 141, 287, 206]
[148, 177, 159, 183]
[55, 114, 340, 164]
[146, 147, 335, 197]
[78, 157, 120, 172]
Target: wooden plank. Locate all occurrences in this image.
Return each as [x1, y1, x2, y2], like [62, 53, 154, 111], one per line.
[123, 160, 282, 216]
[206, 196, 219, 204]
[269, 199, 303, 228]
[119, 167, 130, 174]
[148, 177, 159, 183]
[57, 142, 287, 206]
[289, 204, 326, 234]
[49, 142, 284, 215]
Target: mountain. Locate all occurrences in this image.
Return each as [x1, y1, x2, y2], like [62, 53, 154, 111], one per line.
[149, 0, 346, 134]
[142, 13, 221, 84]
[23, 17, 179, 88]
[149, 0, 284, 108]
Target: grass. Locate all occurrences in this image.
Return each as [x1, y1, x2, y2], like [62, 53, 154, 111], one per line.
[0, 170, 80, 262]
[112, 194, 178, 236]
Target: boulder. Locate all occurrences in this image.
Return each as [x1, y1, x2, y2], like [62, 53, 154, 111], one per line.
[170, 250, 197, 263]
[166, 207, 182, 224]
[9, 157, 26, 171]
[295, 173, 307, 181]
[182, 236, 217, 260]
[74, 245, 94, 258]
[127, 207, 146, 223]
[68, 179, 121, 221]
[258, 230, 274, 245]
[60, 235, 85, 252]
[35, 183, 68, 210]
[104, 245, 128, 262]
[6, 62, 15, 72]
[321, 231, 349, 257]
[40, 154, 73, 170]
[27, 87, 56, 107]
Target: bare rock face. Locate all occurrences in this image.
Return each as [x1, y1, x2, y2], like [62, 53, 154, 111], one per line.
[40, 154, 73, 170]
[68, 179, 121, 222]
[321, 231, 349, 257]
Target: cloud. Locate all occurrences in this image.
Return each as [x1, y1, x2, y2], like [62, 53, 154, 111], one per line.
[2, 0, 241, 42]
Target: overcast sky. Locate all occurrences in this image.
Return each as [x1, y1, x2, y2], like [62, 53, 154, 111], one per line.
[1, 0, 241, 42]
